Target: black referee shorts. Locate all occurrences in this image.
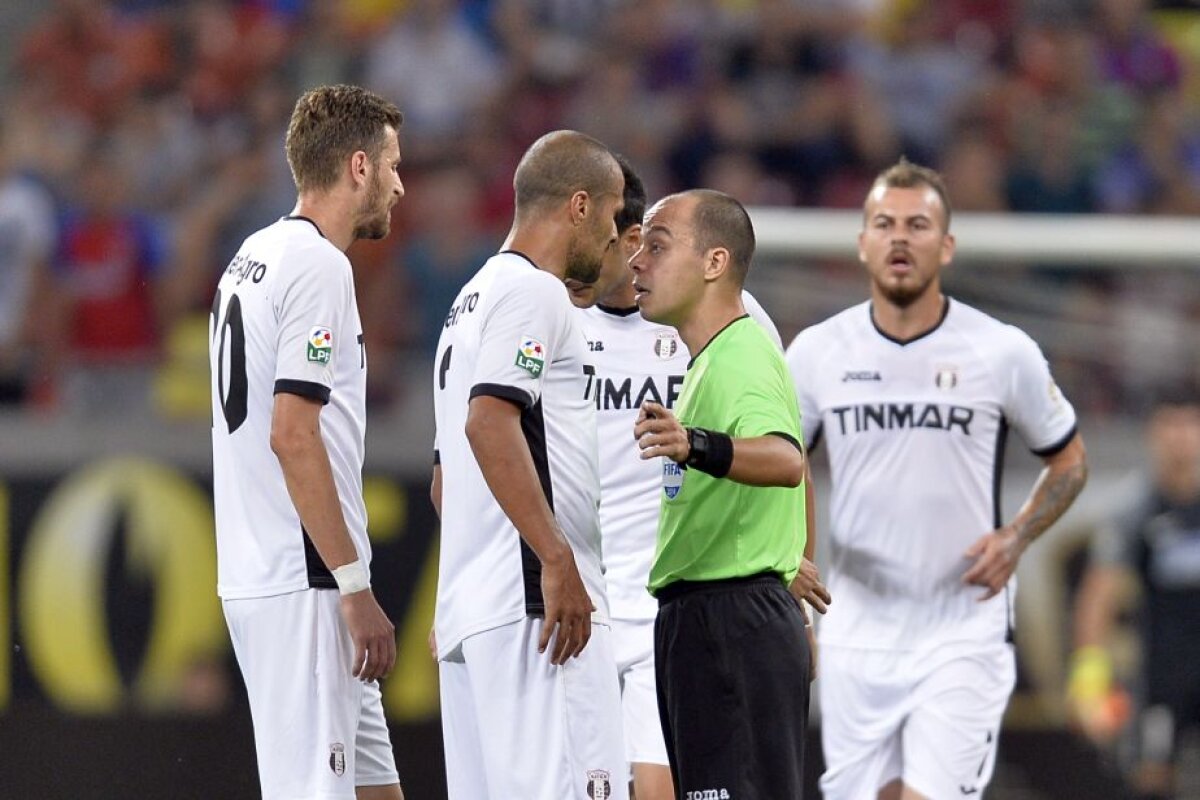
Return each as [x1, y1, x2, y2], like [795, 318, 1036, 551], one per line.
[655, 572, 811, 799]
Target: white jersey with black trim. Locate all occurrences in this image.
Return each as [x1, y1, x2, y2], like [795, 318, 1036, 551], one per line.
[785, 298, 1077, 651]
[433, 250, 608, 659]
[210, 216, 369, 600]
[580, 291, 782, 622]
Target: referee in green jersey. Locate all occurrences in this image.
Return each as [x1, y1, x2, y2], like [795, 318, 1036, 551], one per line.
[631, 189, 817, 798]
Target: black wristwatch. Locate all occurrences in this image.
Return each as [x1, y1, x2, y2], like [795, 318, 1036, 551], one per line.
[683, 426, 734, 477]
[685, 427, 707, 468]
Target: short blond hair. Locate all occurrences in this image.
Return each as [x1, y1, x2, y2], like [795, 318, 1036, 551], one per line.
[285, 85, 403, 192]
[867, 157, 952, 230]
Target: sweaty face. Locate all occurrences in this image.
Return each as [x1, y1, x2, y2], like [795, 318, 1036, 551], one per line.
[628, 196, 705, 327]
[568, 223, 639, 308]
[858, 185, 953, 308]
[563, 190, 622, 289]
[353, 126, 404, 241]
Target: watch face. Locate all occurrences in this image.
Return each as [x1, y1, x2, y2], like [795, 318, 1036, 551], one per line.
[687, 428, 706, 466]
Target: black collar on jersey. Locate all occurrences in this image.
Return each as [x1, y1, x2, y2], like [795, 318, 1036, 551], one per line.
[687, 313, 750, 369]
[282, 215, 326, 239]
[597, 304, 639, 317]
[869, 295, 950, 346]
[499, 249, 538, 269]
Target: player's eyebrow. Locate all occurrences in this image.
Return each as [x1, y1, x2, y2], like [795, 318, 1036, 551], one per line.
[645, 223, 675, 237]
[870, 211, 932, 223]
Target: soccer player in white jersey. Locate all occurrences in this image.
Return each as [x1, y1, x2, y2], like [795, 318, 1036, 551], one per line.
[568, 157, 826, 800]
[430, 130, 628, 800]
[785, 158, 1088, 800]
[210, 85, 405, 800]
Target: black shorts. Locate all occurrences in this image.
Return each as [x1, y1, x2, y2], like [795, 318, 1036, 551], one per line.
[655, 572, 812, 799]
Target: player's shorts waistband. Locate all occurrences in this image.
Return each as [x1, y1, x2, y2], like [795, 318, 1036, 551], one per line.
[655, 571, 781, 607]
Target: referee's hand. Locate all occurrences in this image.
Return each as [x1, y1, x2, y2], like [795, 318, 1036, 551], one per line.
[341, 589, 397, 682]
[635, 401, 688, 462]
[539, 548, 596, 665]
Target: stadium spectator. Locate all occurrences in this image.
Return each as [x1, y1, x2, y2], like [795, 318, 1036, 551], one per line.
[363, 0, 502, 160]
[48, 143, 171, 415]
[0, 117, 58, 407]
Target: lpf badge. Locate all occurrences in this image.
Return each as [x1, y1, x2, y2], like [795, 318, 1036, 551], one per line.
[654, 332, 678, 360]
[586, 769, 612, 799]
[329, 743, 346, 776]
[663, 460, 684, 499]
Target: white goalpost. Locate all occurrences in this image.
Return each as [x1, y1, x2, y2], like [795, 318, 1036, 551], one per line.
[748, 209, 1200, 266]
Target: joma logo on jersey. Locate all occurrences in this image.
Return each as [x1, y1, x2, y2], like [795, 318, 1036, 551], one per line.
[307, 327, 333, 363]
[515, 337, 545, 376]
[831, 402, 974, 436]
[842, 370, 882, 382]
[685, 790, 731, 799]
[583, 368, 684, 411]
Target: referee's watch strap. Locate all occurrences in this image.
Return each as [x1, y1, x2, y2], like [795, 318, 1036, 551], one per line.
[684, 427, 733, 478]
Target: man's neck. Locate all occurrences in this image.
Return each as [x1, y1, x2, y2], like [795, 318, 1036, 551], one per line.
[291, 198, 354, 252]
[502, 222, 571, 280]
[597, 282, 637, 311]
[871, 285, 945, 342]
[677, 293, 746, 357]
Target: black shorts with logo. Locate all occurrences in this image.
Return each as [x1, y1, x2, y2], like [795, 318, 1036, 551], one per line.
[655, 571, 812, 799]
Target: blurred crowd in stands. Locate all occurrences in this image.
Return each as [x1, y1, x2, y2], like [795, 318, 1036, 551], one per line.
[0, 0, 1198, 418]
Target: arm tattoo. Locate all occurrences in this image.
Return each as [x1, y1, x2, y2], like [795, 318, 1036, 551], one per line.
[1015, 462, 1088, 545]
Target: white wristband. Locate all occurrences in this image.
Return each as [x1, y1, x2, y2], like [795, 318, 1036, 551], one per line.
[332, 560, 370, 595]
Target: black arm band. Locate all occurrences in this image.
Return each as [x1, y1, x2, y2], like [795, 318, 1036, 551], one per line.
[685, 427, 734, 478]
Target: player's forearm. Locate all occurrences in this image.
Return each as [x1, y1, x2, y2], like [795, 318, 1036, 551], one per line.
[1010, 434, 1088, 547]
[273, 426, 360, 569]
[725, 434, 806, 488]
[466, 407, 573, 566]
[1073, 566, 1124, 650]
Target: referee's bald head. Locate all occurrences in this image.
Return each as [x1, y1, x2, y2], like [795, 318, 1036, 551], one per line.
[679, 188, 756, 286]
[513, 131, 622, 218]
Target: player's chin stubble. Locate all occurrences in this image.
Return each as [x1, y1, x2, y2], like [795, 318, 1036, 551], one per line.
[877, 272, 933, 309]
[564, 242, 603, 285]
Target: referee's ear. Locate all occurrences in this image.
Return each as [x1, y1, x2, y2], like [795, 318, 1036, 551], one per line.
[702, 245, 732, 284]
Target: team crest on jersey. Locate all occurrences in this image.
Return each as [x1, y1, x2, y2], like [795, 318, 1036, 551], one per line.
[934, 364, 958, 390]
[328, 743, 345, 776]
[654, 332, 679, 360]
[308, 326, 333, 363]
[515, 336, 546, 377]
[663, 460, 685, 499]
[586, 769, 612, 799]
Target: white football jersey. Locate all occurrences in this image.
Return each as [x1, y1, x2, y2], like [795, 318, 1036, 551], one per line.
[211, 216, 369, 599]
[580, 291, 781, 622]
[433, 251, 608, 658]
[786, 298, 1076, 650]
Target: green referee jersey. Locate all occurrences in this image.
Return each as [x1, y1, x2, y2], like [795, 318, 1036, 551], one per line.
[649, 316, 807, 594]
